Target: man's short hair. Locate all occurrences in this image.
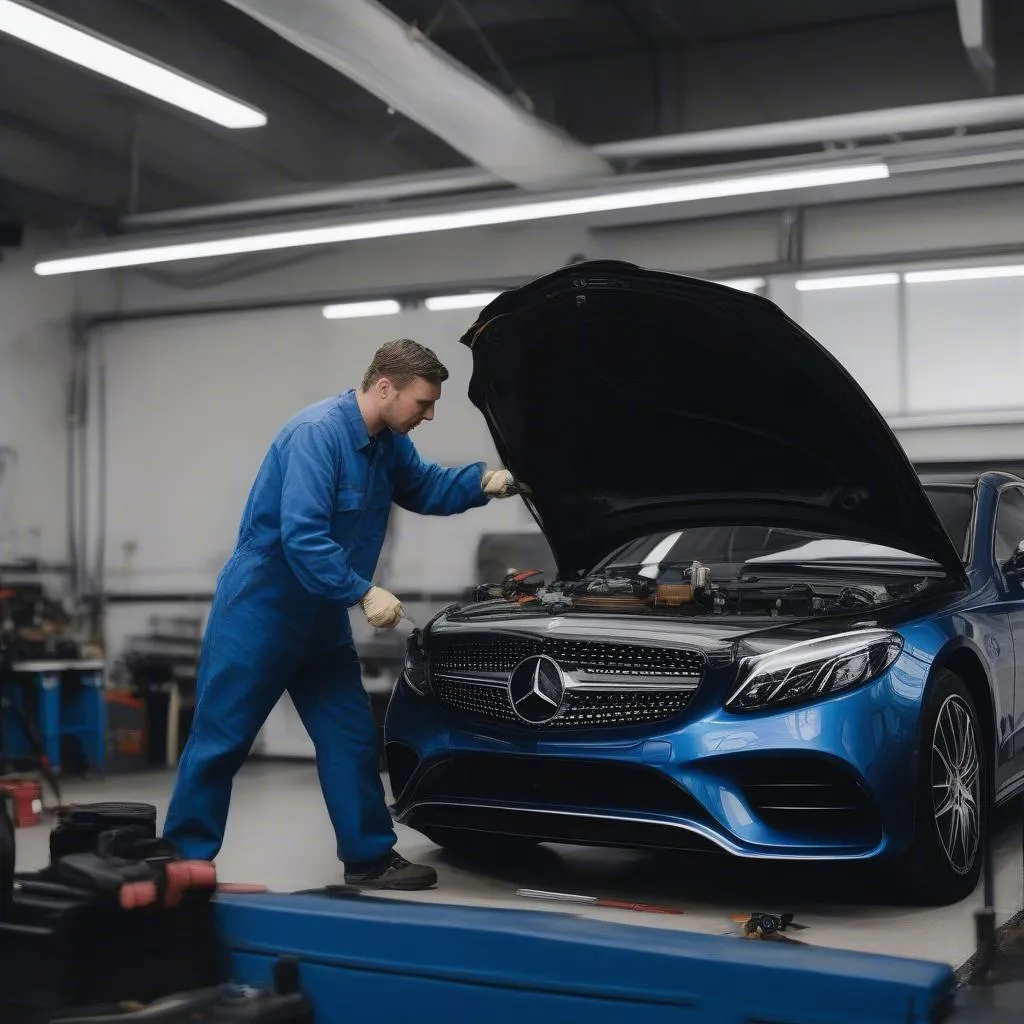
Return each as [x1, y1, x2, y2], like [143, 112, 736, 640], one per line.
[361, 338, 450, 391]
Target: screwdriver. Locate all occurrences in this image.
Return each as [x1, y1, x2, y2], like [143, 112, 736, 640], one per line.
[516, 889, 684, 915]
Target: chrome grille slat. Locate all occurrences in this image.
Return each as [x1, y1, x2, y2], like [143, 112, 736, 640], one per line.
[434, 678, 693, 729]
[432, 634, 704, 678]
[432, 636, 541, 675]
[543, 638, 704, 677]
[554, 689, 692, 727]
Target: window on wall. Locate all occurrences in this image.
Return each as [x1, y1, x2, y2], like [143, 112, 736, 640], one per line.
[793, 282, 902, 415]
[905, 275, 1024, 415]
[994, 486, 1024, 565]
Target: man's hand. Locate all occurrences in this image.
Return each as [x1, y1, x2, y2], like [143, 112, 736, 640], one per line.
[359, 586, 404, 629]
[482, 469, 518, 498]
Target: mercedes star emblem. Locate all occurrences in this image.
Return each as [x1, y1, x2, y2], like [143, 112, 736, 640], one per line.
[508, 654, 566, 724]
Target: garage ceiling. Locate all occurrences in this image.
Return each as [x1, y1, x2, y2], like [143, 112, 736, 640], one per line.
[0, 0, 1021, 232]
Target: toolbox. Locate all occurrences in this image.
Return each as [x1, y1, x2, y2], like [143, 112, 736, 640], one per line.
[0, 874, 220, 1024]
[1, 799, 218, 1024]
[49, 800, 158, 862]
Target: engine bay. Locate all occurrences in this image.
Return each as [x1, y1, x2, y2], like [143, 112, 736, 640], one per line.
[462, 561, 936, 620]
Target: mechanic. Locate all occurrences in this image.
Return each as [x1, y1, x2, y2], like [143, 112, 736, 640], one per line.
[162, 338, 519, 891]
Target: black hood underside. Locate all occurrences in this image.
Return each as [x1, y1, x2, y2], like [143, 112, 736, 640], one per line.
[459, 261, 967, 584]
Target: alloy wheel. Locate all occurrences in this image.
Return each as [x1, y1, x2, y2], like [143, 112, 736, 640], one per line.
[931, 694, 981, 876]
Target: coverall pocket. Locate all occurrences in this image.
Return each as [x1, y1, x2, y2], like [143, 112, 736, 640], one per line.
[332, 486, 363, 542]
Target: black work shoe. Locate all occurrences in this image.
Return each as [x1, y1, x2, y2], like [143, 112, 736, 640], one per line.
[344, 853, 437, 891]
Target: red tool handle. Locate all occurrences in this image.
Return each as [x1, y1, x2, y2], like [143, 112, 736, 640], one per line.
[596, 899, 684, 915]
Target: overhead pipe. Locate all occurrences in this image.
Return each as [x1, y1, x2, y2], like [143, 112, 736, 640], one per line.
[596, 94, 1024, 162]
[120, 94, 1024, 230]
[124, 167, 502, 229]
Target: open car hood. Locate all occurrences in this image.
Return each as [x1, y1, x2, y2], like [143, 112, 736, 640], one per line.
[459, 261, 968, 585]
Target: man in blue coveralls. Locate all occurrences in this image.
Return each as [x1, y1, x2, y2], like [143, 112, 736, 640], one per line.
[162, 339, 519, 890]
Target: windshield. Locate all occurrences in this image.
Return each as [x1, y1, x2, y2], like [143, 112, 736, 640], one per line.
[922, 484, 974, 559]
[593, 525, 933, 579]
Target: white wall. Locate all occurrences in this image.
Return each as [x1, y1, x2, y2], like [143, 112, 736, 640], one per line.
[93, 304, 533, 599]
[0, 239, 75, 568]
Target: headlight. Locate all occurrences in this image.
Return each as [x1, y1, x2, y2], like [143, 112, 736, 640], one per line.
[726, 630, 903, 712]
[402, 633, 431, 697]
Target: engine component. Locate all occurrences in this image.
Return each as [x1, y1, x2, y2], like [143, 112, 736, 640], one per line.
[656, 561, 713, 606]
[557, 573, 657, 612]
[473, 569, 546, 603]
[463, 555, 917, 622]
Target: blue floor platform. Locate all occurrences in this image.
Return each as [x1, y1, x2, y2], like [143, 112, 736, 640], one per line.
[214, 891, 958, 1023]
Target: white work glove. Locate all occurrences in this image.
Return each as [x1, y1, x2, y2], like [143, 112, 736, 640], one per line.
[482, 469, 517, 498]
[359, 585, 404, 629]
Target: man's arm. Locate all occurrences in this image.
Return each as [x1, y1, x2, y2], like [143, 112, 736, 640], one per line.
[391, 434, 490, 517]
[278, 421, 373, 604]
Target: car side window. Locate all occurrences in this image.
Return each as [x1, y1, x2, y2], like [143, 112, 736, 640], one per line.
[994, 486, 1024, 565]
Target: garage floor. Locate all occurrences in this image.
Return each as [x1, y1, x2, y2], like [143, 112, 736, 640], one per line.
[13, 759, 1024, 971]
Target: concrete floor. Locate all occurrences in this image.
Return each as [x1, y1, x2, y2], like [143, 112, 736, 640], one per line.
[13, 759, 1024, 971]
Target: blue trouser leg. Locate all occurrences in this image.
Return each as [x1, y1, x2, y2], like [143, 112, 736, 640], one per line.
[289, 644, 397, 866]
[162, 605, 290, 861]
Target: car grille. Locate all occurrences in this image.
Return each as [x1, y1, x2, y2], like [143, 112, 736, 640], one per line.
[432, 634, 704, 678]
[433, 677, 694, 730]
[430, 632, 703, 729]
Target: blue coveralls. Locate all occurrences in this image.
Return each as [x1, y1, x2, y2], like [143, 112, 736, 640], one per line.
[162, 389, 488, 866]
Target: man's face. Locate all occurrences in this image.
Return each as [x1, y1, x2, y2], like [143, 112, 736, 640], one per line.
[380, 376, 440, 434]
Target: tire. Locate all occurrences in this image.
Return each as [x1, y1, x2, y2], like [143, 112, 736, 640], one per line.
[897, 668, 987, 906]
[420, 826, 538, 860]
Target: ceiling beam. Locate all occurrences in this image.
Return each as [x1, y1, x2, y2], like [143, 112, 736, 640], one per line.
[219, 0, 612, 189]
[0, 120, 187, 215]
[956, 0, 996, 93]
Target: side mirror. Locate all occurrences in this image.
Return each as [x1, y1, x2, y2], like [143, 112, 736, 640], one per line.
[1004, 540, 1024, 578]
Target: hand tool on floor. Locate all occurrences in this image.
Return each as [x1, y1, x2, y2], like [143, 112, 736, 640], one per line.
[517, 889, 684, 915]
[730, 911, 808, 942]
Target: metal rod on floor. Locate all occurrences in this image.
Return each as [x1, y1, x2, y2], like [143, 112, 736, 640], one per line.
[972, 788, 998, 982]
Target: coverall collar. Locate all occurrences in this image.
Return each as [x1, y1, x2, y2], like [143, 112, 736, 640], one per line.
[340, 388, 376, 451]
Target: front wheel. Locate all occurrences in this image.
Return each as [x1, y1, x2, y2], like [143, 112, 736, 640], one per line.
[896, 668, 986, 905]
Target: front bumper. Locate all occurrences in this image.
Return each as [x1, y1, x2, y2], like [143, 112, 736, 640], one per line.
[384, 651, 930, 862]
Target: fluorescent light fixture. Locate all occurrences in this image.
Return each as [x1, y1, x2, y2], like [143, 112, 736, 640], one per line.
[424, 292, 502, 311]
[322, 299, 401, 319]
[712, 277, 766, 292]
[905, 264, 1024, 284]
[0, 0, 266, 129]
[795, 272, 900, 291]
[34, 162, 889, 277]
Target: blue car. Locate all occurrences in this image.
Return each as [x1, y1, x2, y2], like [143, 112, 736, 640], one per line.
[384, 260, 1024, 905]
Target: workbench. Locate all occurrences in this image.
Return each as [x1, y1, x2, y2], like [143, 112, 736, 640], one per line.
[1, 660, 107, 774]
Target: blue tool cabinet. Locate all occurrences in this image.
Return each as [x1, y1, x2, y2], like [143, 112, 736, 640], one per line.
[213, 892, 957, 1024]
[1, 659, 107, 773]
